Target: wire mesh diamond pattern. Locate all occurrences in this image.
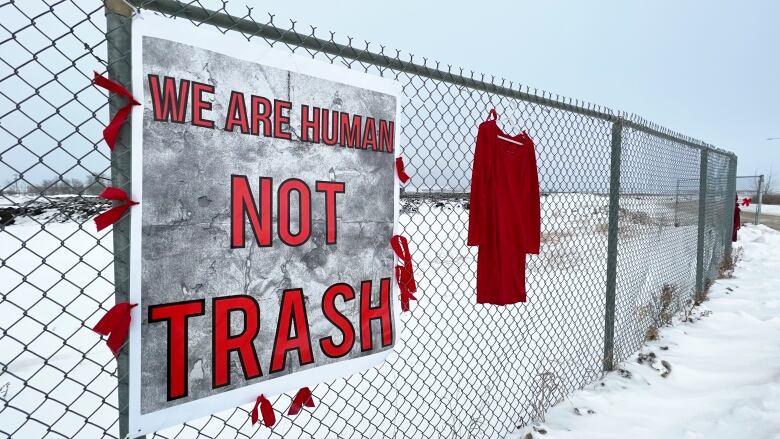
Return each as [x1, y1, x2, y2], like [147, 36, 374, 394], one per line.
[0, 1, 737, 438]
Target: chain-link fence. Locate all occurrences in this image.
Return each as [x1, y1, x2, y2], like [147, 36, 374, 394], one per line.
[0, 1, 738, 438]
[734, 175, 764, 225]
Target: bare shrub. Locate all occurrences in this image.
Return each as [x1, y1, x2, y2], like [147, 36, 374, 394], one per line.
[718, 247, 743, 279]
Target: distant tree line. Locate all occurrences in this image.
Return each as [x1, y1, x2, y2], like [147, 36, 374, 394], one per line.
[1, 174, 107, 196]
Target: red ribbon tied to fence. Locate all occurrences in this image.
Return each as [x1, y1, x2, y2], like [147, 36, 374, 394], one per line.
[251, 394, 276, 427]
[94, 187, 138, 231]
[92, 302, 137, 356]
[395, 156, 411, 184]
[391, 234, 417, 312]
[93, 71, 140, 150]
[287, 387, 315, 416]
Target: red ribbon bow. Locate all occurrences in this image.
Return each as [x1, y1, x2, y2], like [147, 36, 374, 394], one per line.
[391, 235, 417, 312]
[93, 71, 140, 150]
[287, 387, 315, 416]
[251, 394, 276, 427]
[92, 302, 137, 356]
[94, 187, 138, 232]
[395, 157, 411, 184]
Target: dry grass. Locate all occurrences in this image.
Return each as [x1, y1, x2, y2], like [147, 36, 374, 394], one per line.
[645, 326, 659, 341]
[762, 193, 780, 205]
[718, 247, 743, 279]
[644, 284, 676, 341]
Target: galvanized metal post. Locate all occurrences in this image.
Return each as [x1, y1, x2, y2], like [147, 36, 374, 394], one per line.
[756, 174, 764, 225]
[695, 148, 709, 299]
[603, 118, 623, 372]
[673, 179, 680, 226]
[105, 1, 142, 438]
[724, 155, 737, 259]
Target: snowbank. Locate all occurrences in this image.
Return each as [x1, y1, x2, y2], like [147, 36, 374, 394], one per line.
[511, 224, 780, 439]
[740, 202, 780, 217]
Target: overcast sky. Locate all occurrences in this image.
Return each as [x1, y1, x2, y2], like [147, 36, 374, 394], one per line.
[1, 0, 777, 189]
[263, 0, 779, 179]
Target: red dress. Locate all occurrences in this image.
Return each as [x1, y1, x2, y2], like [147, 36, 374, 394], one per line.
[468, 110, 540, 304]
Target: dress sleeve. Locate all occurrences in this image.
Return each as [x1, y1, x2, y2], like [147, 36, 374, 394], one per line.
[523, 133, 541, 254]
[467, 124, 491, 246]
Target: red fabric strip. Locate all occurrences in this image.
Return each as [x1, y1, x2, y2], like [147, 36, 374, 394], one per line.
[102, 104, 135, 151]
[94, 187, 138, 232]
[92, 302, 137, 357]
[288, 387, 315, 415]
[94, 72, 138, 101]
[94, 71, 140, 150]
[395, 157, 410, 184]
[251, 395, 276, 427]
[396, 265, 418, 312]
[99, 186, 133, 202]
[391, 235, 416, 291]
[391, 235, 417, 312]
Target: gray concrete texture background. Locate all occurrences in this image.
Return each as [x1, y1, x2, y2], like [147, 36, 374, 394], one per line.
[139, 36, 396, 413]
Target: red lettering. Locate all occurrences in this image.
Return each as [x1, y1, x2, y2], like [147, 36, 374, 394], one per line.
[321, 109, 339, 146]
[148, 300, 205, 401]
[315, 181, 345, 245]
[212, 295, 262, 388]
[379, 120, 394, 153]
[274, 99, 292, 140]
[339, 113, 362, 148]
[320, 283, 356, 358]
[251, 95, 272, 136]
[301, 105, 320, 143]
[231, 175, 272, 248]
[359, 278, 393, 351]
[148, 75, 189, 123]
[362, 117, 377, 151]
[224, 91, 249, 134]
[270, 289, 314, 373]
[191, 82, 215, 128]
[278, 179, 311, 246]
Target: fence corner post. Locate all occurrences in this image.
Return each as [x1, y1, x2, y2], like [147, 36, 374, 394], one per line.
[695, 148, 709, 301]
[603, 118, 623, 372]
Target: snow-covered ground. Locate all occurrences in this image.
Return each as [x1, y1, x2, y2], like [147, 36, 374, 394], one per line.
[0, 193, 729, 438]
[741, 202, 780, 217]
[511, 224, 780, 439]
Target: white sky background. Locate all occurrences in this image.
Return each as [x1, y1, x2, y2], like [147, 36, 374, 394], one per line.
[263, 0, 780, 179]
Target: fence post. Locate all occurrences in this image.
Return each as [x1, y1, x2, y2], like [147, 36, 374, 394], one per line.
[724, 156, 737, 260]
[603, 118, 623, 372]
[756, 174, 764, 225]
[695, 148, 709, 300]
[104, 1, 142, 438]
[673, 179, 680, 226]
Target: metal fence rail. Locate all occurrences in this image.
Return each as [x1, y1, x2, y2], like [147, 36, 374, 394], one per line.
[0, 1, 737, 438]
